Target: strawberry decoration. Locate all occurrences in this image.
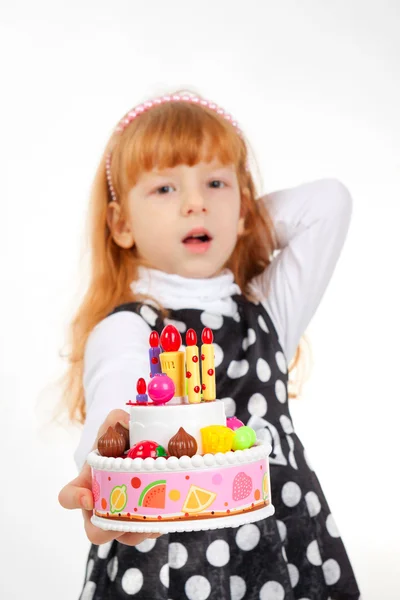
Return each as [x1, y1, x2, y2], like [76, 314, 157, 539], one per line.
[232, 471, 252, 501]
[92, 476, 100, 503]
[127, 440, 168, 459]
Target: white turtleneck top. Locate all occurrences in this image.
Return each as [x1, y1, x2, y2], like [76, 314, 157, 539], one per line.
[74, 178, 352, 470]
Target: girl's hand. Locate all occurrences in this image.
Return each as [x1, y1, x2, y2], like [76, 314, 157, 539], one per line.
[58, 409, 161, 546]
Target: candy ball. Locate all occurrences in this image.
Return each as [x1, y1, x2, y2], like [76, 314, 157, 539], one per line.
[231, 426, 257, 451]
[226, 416, 245, 431]
[147, 373, 175, 404]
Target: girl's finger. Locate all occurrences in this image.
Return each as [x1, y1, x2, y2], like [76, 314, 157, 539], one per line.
[82, 509, 157, 546]
[58, 463, 94, 510]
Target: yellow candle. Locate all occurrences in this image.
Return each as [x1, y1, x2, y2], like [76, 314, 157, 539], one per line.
[160, 325, 185, 397]
[185, 329, 201, 403]
[201, 327, 216, 401]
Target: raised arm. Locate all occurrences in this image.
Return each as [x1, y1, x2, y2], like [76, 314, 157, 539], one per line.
[250, 178, 353, 363]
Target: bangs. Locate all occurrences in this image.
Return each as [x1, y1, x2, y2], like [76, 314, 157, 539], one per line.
[111, 102, 247, 197]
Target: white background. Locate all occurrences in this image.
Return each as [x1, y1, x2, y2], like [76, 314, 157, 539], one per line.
[1, 1, 399, 599]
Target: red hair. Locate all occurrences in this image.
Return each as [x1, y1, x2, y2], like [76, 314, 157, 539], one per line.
[61, 91, 308, 424]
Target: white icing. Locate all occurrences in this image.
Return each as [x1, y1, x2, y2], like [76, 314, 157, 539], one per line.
[87, 442, 271, 473]
[129, 399, 226, 454]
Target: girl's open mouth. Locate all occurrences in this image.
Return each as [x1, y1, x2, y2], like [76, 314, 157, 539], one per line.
[182, 229, 213, 254]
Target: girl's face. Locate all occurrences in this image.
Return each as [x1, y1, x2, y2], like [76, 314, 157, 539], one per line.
[114, 160, 244, 279]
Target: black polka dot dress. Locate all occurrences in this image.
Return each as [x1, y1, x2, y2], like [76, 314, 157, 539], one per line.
[80, 295, 361, 600]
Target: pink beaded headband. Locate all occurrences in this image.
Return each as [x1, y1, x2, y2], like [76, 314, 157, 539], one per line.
[105, 93, 247, 203]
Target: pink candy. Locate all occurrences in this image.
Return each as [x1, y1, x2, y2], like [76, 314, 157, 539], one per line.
[147, 373, 175, 404]
[226, 416, 244, 431]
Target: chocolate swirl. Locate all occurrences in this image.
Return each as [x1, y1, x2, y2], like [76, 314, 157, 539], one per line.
[168, 427, 198, 458]
[98, 426, 126, 457]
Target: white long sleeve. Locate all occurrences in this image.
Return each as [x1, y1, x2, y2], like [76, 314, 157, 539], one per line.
[73, 311, 152, 470]
[250, 178, 352, 362]
[74, 178, 352, 470]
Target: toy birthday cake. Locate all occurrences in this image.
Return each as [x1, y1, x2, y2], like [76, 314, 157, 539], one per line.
[87, 324, 274, 533]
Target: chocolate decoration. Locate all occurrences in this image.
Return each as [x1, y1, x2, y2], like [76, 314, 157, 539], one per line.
[168, 427, 198, 458]
[98, 426, 126, 457]
[115, 421, 130, 451]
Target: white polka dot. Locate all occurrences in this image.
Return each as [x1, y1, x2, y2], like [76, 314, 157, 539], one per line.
[281, 481, 302, 507]
[304, 450, 313, 470]
[288, 563, 299, 587]
[168, 542, 188, 569]
[185, 575, 211, 600]
[227, 359, 249, 378]
[206, 539, 230, 567]
[306, 540, 322, 566]
[200, 312, 223, 329]
[258, 315, 269, 333]
[81, 581, 96, 600]
[305, 491, 321, 517]
[107, 556, 118, 581]
[247, 393, 268, 417]
[242, 328, 256, 351]
[140, 305, 158, 326]
[160, 563, 169, 587]
[221, 397, 236, 416]
[229, 575, 246, 600]
[121, 568, 144, 594]
[275, 380, 287, 403]
[322, 559, 341, 585]
[97, 541, 112, 559]
[235, 523, 260, 551]
[135, 537, 157, 553]
[256, 358, 271, 382]
[276, 520, 287, 542]
[164, 318, 186, 333]
[288, 451, 298, 470]
[256, 427, 272, 445]
[326, 514, 340, 538]
[213, 342, 224, 367]
[282, 546, 288, 562]
[279, 415, 294, 434]
[286, 434, 298, 469]
[275, 351, 287, 374]
[259, 580, 285, 600]
[233, 311, 241, 322]
[86, 559, 94, 581]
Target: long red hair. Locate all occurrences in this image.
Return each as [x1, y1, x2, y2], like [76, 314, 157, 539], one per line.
[61, 90, 310, 424]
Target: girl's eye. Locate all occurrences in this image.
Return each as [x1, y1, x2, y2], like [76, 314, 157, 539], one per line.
[209, 180, 226, 188]
[155, 185, 174, 195]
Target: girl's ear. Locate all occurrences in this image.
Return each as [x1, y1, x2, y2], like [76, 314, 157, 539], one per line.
[237, 216, 245, 236]
[107, 202, 135, 248]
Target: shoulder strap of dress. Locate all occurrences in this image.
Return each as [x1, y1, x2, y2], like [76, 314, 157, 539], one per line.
[108, 302, 143, 317]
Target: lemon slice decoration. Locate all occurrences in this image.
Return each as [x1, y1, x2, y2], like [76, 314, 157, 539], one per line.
[182, 485, 217, 514]
[110, 484, 128, 514]
[262, 472, 269, 501]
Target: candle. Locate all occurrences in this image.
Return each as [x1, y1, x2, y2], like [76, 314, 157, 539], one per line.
[136, 378, 148, 403]
[201, 327, 216, 401]
[149, 331, 162, 377]
[185, 329, 201, 404]
[159, 324, 185, 397]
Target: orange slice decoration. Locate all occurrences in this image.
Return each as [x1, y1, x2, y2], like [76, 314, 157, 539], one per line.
[182, 485, 217, 514]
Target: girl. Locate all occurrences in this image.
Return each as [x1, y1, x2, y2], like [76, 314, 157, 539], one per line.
[59, 90, 361, 599]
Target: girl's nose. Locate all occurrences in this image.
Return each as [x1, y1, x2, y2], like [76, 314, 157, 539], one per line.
[180, 193, 207, 216]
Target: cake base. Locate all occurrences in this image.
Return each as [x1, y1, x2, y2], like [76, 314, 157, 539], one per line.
[91, 504, 275, 533]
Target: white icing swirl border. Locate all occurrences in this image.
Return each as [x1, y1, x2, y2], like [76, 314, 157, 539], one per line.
[87, 441, 272, 473]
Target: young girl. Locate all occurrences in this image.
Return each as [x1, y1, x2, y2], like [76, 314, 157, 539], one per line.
[59, 90, 361, 599]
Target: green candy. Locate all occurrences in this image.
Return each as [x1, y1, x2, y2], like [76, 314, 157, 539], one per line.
[231, 426, 256, 451]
